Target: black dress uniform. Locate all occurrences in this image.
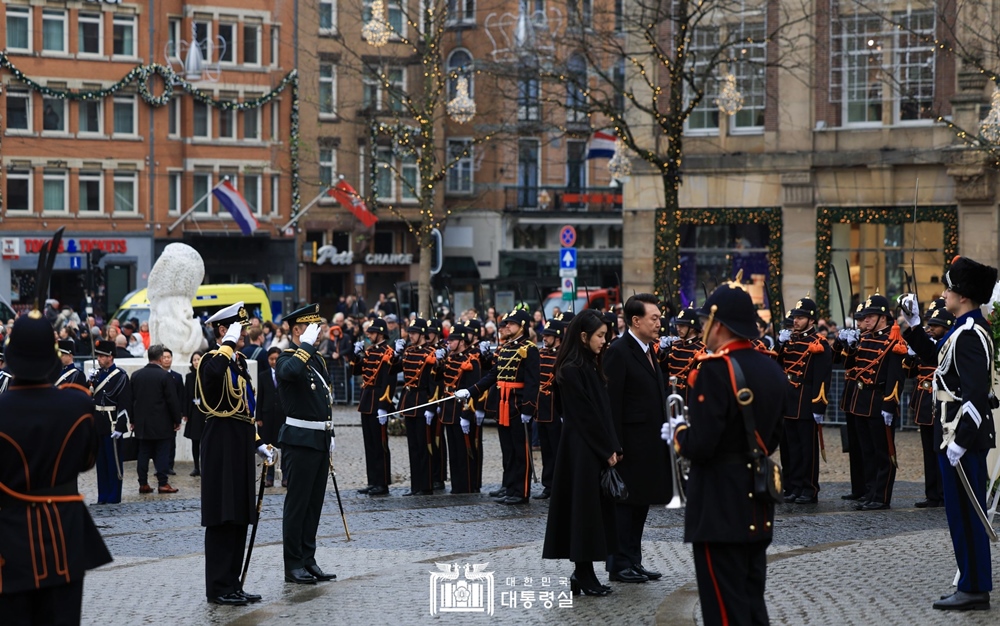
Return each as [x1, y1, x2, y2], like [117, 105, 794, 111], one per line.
[196, 303, 263, 605]
[183, 368, 208, 477]
[672, 284, 788, 626]
[535, 319, 564, 498]
[839, 295, 907, 509]
[464, 318, 491, 489]
[90, 339, 132, 504]
[658, 331, 705, 406]
[391, 318, 438, 495]
[778, 299, 832, 503]
[438, 323, 482, 493]
[56, 339, 87, 387]
[351, 318, 396, 495]
[467, 310, 540, 504]
[426, 319, 448, 488]
[276, 304, 336, 583]
[0, 314, 113, 625]
[834, 303, 868, 498]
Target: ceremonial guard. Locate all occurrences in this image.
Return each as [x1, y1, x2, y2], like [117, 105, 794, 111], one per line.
[839, 293, 907, 510]
[438, 321, 481, 493]
[776, 297, 832, 504]
[904, 298, 952, 508]
[0, 313, 113, 624]
[534, 317, 564, 499]
[392, 318, 438, 496]
[457, 309, 539, 504]
[465, 318, 492, 489]
[834, 303, 869, 499]
[196, 302, 273, 606]
[426, 318, 448, 489]
[657, 305, 704, 404]
[901, 257, 997, 611]
[276, 304, 337, 585]
[56, 339, 87, 387]
[0, 349, 12, 394]
[664, 282, 788, 625]
[90, 338, 132, 504]
[351, 318, 395, 497]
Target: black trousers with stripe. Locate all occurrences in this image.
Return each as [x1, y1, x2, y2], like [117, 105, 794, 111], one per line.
[858, 415, 896, 505]
[360, 412, 391, 488]
[784, 417, 820, 498]
[692, 540, 770, 626]
[498, 420, 531, 498]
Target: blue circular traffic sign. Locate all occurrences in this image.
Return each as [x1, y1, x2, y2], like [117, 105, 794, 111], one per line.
[560, 225, 577, 248]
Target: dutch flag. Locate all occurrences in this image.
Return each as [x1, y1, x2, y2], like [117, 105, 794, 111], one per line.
[212, 179, 260, 236]
[586, 130, 617, 160]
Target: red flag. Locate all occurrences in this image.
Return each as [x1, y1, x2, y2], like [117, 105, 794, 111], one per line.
[328, 179, 378, 228]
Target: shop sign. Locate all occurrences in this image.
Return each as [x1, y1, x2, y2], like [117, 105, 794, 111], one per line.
[364, 253, 413, 265]
[315, 245, 354, 265]
[1, 238, 20, 260]
[22, 238, 129, 255]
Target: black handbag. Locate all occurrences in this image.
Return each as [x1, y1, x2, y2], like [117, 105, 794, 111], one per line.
[600, 466, 629, 502]
[119, 433, 139, 463]
[729, 359, 783, 505]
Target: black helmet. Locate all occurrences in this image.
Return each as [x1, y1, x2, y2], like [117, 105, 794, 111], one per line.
[697, 283, 759, 340]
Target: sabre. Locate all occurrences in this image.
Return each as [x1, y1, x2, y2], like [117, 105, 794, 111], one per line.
[845, 259, 855, 322]
[241, 446, 274, 585]
[328, 455, 351, 541]
[910, 178, 921, 306]
[818, 423, 827, 463]
[525, 421, 538, 483]
[955, 460, 998, 542]
[886, 425, 898, 469]
[380, 395, 457, 419]
[830, 264, 847, 330]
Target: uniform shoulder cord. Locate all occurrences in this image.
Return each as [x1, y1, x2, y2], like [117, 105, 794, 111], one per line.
[193, 355, 248, 418]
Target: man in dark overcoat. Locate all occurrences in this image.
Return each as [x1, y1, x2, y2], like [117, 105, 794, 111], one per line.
[256, 346, 283, 486]
[130, 344, 183, 493]
[603, 293, 671, 583]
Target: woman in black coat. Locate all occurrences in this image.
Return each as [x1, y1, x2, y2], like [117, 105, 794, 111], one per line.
[542, 309, 623, 596]
[183, 350, 207, 476]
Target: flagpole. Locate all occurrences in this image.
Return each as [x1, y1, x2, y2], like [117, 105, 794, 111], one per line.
[167, 177, 227, 234]
[281, 186, 332, 231]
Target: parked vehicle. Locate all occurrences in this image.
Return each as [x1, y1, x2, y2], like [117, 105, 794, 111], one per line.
[542, 287, 621, 319]
[113, 283, 273, 325]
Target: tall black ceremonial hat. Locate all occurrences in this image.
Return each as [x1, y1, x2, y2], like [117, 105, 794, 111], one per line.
[789, 297, 818, 320]
[697, 281, 760, 340]
[944, 255, 998, 305]
[284, 303, 322, 326]
[4, 314, 59, 380]
[57, 339, 76, 354]
[366, 318, 388, 335]
[94, 339, 116, 356]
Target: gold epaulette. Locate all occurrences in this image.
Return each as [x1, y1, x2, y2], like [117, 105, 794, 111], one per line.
[516, 344, 529, 359]
[294, 348, 310, 363]
[217, 345, 235, 359]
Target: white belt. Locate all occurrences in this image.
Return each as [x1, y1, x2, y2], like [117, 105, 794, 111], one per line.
[286, 417, 333, 431]
[95, 405, 116, 411]
[935, 390, 957, 402]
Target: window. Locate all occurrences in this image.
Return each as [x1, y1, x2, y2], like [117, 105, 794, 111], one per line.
[614, 0, 623, 32]
[566, 140, 586, 193]
[168, 98, 179, 136]
[319, 63, 337, 116]
[517, 70, 540, 122]
[243, 174, 261, 215]
[168, 172, 181, 214]
[113, 172, 136, 213]
[167, 19, 181, 60]
[612, 58, 625, 113]
[243, 24, 261, 65]
[319, 147, 336, 187]
[271, 101, 280, 139]
[320, 0, 336, 32]
[679, 222, 770, 308]
[730, 22, 766, 131]
[43, 170, 68, 213]
[219, 107, 236, 140]
[375, 147, 395, 201]
[193, 172, 212, 214]
[194, 21, 212, 62]
[446, 0, 475, 24]
[218, 23, 236, 63]
[42, 9, 67, 53]
[517, 139, 539, 207]
[5, 169, 31, 213]
[6, 6, 31, 52]
[363, 67, 405, 111]
[447, 50, 473, 99]
[270, 26, 280, 66]
[193, 101, 211, 138]
[566, 54, 588, 123]
[833, 13, 883, 125]
[113, 96, 136, 135]
[243, 107, 260, 140]
[113, 15, 136, 57]
[79, 172, 103, 214]
[80, 100, 103, 134]
[363, 0, 404, 38]
[78, 12, 102, 55]
[6, 89, 31, 131]
[568, 0, 592, 29]
[42, 97, 66, 132]
[447, 139, 473, 194]
[685, 28, 720, 133]
[271, 175, 280, 215]
[895, 10, 935, 122]
[401, 153, 418, 201]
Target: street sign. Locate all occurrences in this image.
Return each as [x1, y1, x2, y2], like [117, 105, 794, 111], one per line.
[559, 225, 577, 248]
[70, 255, 82, 270]
[561, 277, 576, 301]
[559, 248, 577, 270]
[558, 268, 577, 278]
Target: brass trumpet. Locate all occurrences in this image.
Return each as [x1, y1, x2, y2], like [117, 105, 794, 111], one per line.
[666, 376, 689, 509]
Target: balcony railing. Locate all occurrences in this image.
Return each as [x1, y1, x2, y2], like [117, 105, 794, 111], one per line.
[503, 186, 622, 213]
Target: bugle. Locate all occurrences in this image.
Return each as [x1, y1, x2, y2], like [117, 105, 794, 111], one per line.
[666, 376, 688, 509]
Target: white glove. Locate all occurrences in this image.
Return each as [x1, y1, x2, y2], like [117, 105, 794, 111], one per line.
[898, 293, 920, 327]
[521, 413, 532, 424]
[906, 345, 916, 357]
[329, 437, 336, 455]
[301, 323, 321, 346]
[425, 410, 434, 425]
[435, 348, 446, 360]
[377, 408, 388, 425]
[256, 444, 274, 464]
[659, 336, 679, 349]
[454, 388, 471, 400]
[475, 410, 485, 426]
[460, 418, 470, 434]
[479, 341, 491, 354]
[395, 338, 406, 354]
[882, 410, 893, 427]
[778, 329, 792, 343]
[111, 430, 123, 439]
[354, 341, 365, 355]
[661, 415, 687, 444]
[838, 329, 859, 346]
[947, 441, 966, 467]
[222, 322, 243, 346]
[813, 413, 824, 425]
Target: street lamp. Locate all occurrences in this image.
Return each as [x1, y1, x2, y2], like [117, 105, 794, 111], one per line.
[363, 0, 392, 48]
[447, 76, 476, 123]
[716, 73, 744, 116]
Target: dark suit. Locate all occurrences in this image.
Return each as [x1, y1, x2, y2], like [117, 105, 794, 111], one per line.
[166, 369, 184, 472]
[130, 362, 182, 487]
[603, 330, 671, 574]
[257, 366, 283, 481]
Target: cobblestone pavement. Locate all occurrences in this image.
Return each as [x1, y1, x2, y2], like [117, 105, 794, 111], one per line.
[78, 415, 996, 625]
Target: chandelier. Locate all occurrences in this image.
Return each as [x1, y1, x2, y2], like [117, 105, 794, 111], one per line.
[363, 0, 391, 48]
[980, 87, 1000, 145]
[607, 139, 632, 182]
[447, 76, 476, 123]
[716, 73, 744, 116]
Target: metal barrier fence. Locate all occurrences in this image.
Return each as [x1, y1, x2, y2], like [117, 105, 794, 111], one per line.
[826, 366, 918, 430]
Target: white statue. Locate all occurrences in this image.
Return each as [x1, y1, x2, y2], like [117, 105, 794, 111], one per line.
[147, 243, 207, 364]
